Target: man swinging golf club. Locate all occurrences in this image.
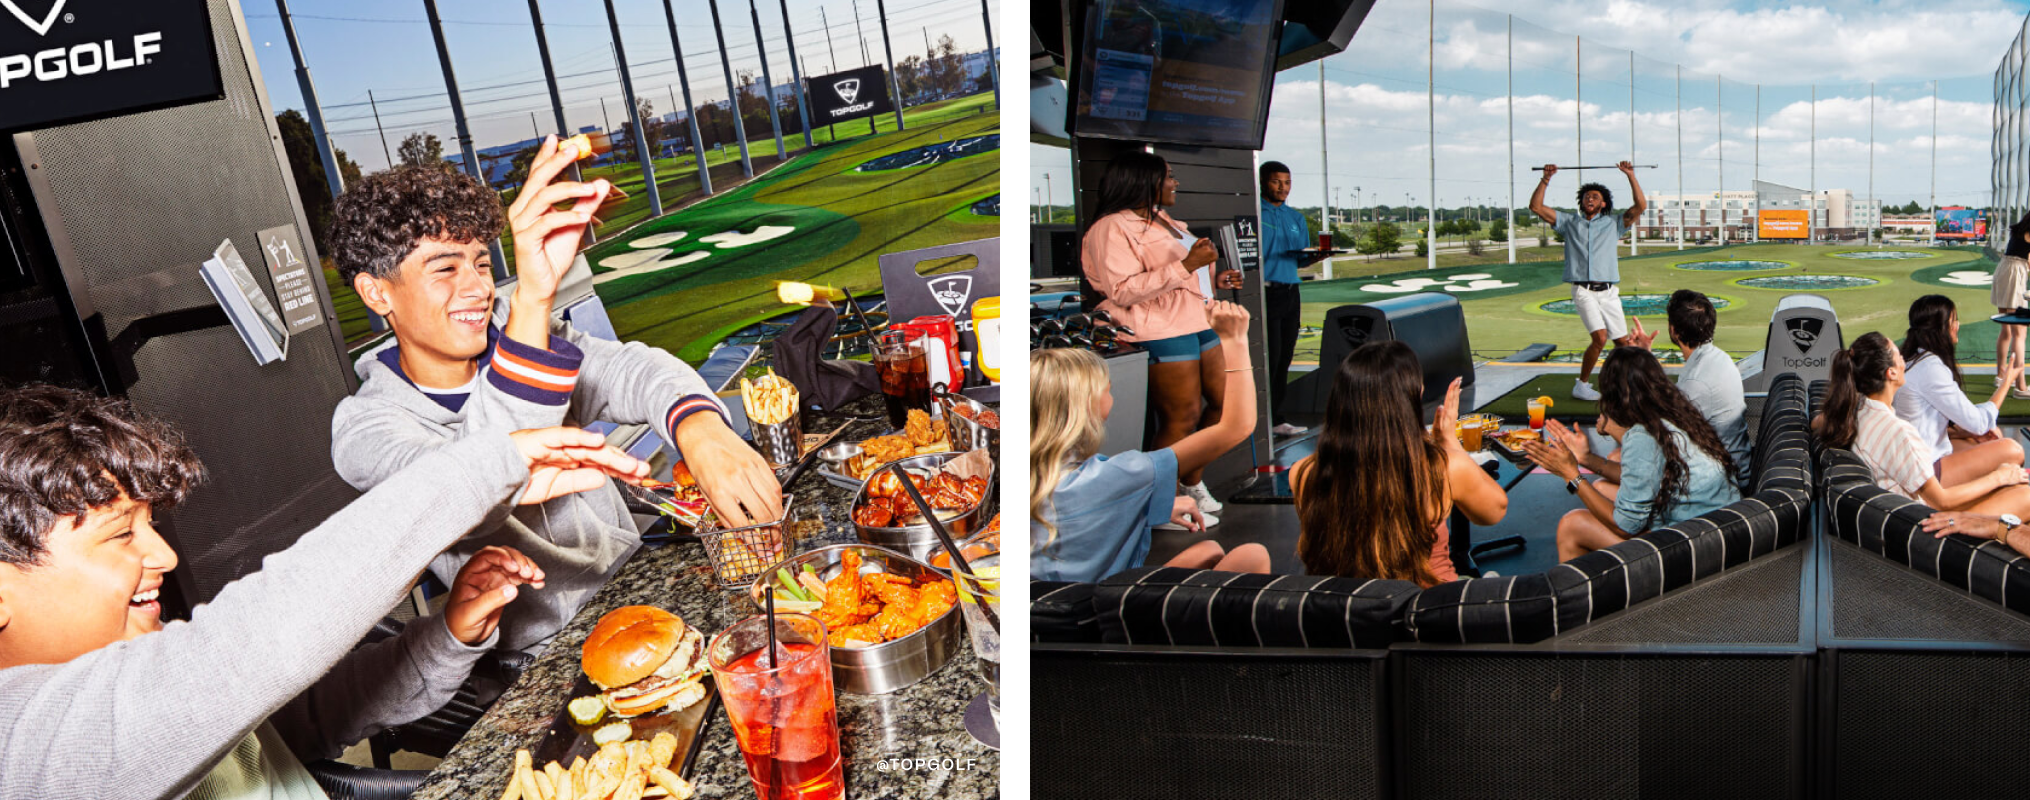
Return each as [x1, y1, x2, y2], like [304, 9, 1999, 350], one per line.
[1529, 161, 1648, 401]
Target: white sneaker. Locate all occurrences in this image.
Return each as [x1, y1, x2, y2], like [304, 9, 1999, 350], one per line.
[1572, 379, 1602, 401]
[1181, 481, 1224, 514]
[1272, 422, 1309, 436]
[1155, 512, 1219, 531]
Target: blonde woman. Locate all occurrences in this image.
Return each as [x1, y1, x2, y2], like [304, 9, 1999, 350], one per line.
[1031, 301, 1271, 583]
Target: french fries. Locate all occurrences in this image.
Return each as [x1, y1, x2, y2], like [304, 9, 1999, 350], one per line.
[740, 368, 799, 427]
[508, 733, 689, 800]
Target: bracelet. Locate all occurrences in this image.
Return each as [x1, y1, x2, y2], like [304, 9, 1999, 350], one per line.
[1226, 367, 1252, 372]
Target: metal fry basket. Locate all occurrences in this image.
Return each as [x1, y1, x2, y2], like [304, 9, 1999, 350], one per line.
[694, 493, 796, 589]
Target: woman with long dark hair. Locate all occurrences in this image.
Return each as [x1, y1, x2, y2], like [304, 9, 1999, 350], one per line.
[1891, 295, 2025, 485]
[1820, 333, 2030, 519]
[1292, 342, 1506, 585]
[1524, 347, 1740, 561]
[1992, 212, 2030, 397]
[1081, 149, 1243, 520]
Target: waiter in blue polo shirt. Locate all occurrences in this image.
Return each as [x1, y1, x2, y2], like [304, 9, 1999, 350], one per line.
[1528, 161, 1648, 401]
[1258, 161, 1332, 436]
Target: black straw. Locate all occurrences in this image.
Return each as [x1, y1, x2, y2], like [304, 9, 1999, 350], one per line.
[884, 463, 1000, 634]
[764, 589, 779, 668]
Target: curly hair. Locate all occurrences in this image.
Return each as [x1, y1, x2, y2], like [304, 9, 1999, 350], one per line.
[328, 165, 505, 285]
[1597, 347, 1735, 533]
[1577, 182, 1614, 213]
[0, 384, 204, 567]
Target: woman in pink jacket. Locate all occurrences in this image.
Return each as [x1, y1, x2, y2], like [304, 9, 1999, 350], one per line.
[1081, 150, 1243, 521]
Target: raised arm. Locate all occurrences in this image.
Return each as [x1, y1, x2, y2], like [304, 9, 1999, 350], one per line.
[1166, 302, 1256, 476]
[1528, 164, 1559, 226]
[0, 431, 642, 800]
[1619, 161, 1647, 227]
[1433, 379, 1507, 525]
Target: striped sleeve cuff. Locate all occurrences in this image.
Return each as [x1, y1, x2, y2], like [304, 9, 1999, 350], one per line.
[485, 334, 584, 406]
[664, 394, 725, 438]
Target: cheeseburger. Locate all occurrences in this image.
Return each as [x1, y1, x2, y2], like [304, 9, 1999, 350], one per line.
[582, 605, 709, 717]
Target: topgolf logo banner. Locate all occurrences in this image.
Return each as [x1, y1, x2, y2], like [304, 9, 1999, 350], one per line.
[807, 64, 894, 125]
[0, 0, 221, 134]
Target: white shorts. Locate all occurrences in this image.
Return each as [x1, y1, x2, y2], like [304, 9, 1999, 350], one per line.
[1571, 283, 1627, 339]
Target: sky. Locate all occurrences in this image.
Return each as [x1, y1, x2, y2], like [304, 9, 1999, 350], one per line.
[1031, 0, 2030, 214]
[245, 0, 1000, 171]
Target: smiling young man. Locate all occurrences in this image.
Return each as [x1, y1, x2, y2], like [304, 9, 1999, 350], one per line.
[1529, 161, 1647, 401]
[0, 384, 648, 799]
[329, 138, 781, 655]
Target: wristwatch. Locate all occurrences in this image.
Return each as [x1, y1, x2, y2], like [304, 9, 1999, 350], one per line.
[2001, 514, 2023, 542]
[1566, 477, 1581, 495]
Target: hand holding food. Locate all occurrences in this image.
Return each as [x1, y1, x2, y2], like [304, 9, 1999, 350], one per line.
[445, 545, 546, 645]
[673, 412, 783, 527]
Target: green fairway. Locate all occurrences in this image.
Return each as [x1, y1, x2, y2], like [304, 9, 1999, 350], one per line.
[586, 102, 999, 362]
[320, 94, 999, 357]
[1296, 243, 2003, 365]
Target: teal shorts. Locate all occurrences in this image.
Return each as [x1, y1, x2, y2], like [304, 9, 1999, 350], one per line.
[1142, 330, 1219, 363]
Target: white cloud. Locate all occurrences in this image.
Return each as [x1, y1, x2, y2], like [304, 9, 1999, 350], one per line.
[1032, 0, 2020, 211]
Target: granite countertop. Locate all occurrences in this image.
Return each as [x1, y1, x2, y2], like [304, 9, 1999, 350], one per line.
[413, 396, 999, 800]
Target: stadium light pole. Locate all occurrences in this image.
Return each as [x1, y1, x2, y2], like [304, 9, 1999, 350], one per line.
[603, 0, 663, 218]
[1575, 36, 1581, 174]
[979, 0, 999, 107]
[1508, 14, 1517, 265]
[1629, 50, 1637, 256]
[1931, 80, 1939, 246]
[276, 0, 344, 200]
[1754, 84, 1760, 243]
[661, 0, 713, 195]
[748, 0, 787, 158]
[1869, 82, 1874, 246]
[875, 0, 907, 130]
[421, 0, 506, 279]
[528, 0, 597, 244]
[776, 0, 816, 150]
[1717, 75, 1724, 246]
[1810, 84, 1816, 244]
[1320, 60, 1331, 241]
[1427, 0, 1435, 270]
[706, 0, 755, 176]
[1676, 63, 1683, 250]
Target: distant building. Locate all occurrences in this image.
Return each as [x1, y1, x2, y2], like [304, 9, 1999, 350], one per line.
[1638, 180, 1882, 242]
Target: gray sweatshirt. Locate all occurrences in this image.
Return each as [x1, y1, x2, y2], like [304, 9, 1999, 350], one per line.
[0, 434, 526, 800]
[331, 321, 722, 653]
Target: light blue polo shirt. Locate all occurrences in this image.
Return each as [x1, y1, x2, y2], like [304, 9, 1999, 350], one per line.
[1553, 209, 1628, 284]
[1258, 200, 1309, 285]
[1031, 448, 1179, 583]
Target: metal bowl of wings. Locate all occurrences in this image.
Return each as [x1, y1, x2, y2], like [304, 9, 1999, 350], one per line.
[847, 450, 994, 561]
[938, 393, 1000, 456]
[748, 544, 962, 694]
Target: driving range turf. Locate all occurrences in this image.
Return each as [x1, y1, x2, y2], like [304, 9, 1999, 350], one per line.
[320, 94, 1000, 361]
[1296, 243, 2006, 364]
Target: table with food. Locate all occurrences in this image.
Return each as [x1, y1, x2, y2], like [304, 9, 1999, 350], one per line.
[409, 392, 1001, 800]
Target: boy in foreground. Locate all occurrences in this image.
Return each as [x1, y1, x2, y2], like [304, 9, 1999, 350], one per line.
[0, 384, 648, 799]
[330, 136, 779, 654]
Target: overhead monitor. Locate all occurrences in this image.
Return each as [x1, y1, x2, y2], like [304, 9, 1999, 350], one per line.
[1935, 207, 1987, 240]
[1067, 0, 1287, 149]
[1759, 210, 1808, 240]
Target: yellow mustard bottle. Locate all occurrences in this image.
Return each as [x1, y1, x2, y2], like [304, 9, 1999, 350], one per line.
[971, 296, 1001, 383]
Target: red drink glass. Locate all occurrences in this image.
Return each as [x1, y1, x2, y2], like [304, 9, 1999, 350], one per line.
[709, 614, 844, 800]
[1318, 231, 1333, 251]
